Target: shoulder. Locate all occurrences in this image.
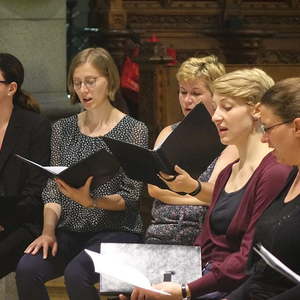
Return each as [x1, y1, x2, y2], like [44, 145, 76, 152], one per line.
[256, 152, 291, 180]
[154, 125, 174, 148]
[14, 107, 50, 129]
[122, 115, 147, 131]
[52, 114, 77, 130]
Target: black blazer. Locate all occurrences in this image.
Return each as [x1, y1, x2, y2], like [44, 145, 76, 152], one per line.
[0, 106, 51, 228]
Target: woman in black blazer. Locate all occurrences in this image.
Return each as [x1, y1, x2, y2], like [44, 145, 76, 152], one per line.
[0, 53, 51, 278]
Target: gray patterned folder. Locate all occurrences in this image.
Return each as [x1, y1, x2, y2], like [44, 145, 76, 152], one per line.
[99, 243, 202, 295]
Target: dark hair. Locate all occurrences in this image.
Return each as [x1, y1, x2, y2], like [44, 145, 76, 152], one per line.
[260, 77, 300, 122]
[0, 53, 40, 112]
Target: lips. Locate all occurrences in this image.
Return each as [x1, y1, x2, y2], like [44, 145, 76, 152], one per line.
[82, 97, 93, 103]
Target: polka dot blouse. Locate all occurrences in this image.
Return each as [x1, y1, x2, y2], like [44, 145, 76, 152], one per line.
[42, 114, 148, 234]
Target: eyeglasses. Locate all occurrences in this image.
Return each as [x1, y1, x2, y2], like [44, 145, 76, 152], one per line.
[0, 80, 8, 84]
[73, 77, 99, 90]
[261, 121, 291, 134]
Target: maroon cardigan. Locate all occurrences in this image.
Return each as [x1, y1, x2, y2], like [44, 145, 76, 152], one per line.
[188, 153, 291, 297]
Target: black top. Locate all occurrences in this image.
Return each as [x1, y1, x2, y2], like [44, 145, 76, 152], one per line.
[210, 186, 246, 235]
[228, 167, 300, 300]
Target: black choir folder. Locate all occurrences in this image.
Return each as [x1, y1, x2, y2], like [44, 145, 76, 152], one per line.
[15, 150, 120, 190]
[103, 103, 224, 189]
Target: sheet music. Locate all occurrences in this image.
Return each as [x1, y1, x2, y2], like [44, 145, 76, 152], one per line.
[85, 249, 170, 295]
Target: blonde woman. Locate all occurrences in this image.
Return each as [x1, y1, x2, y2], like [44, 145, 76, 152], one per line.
[124, 68, 291, 300]
[145, 55, 238, 245]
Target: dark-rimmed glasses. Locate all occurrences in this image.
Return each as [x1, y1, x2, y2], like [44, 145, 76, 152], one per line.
[0, 80, 8, 84]
[261, 121, 291, 134]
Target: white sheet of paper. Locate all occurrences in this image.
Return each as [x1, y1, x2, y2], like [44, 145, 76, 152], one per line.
[15, 154, 67, 175]
[85, 249, 170, 295]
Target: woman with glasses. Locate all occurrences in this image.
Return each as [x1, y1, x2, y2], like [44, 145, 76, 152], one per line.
[16, 48, 148, 300]
[121, 68, 291, 300]
[0, 53, 51, 278]
[225, 77, 300, 300]
[145, 55, 238, 246]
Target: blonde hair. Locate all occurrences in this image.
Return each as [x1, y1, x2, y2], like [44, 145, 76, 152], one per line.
[212, 68, 274, 104]
[176, 55, 225, 93]
[68, 48, 120, 104]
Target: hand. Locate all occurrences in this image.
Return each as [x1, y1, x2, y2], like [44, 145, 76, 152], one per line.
[159, 165, 197, 194]
[122, 282, 181, 300]
[0, 225, 4, 232]
[24, 233, 58, 259]
[55, 176, 94, 207]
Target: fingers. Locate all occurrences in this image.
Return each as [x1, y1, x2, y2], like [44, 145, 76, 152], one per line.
[52, 241, 58, 257]
[119, 294, 128, 300]
[42, 242, 49, 259]
[174, 165, 187, 175]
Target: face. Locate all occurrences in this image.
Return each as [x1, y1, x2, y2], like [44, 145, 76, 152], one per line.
[178, 79, 213, 116]
[73, 63, 109, 110]
[212, 94, 254, 146]
[0, 71, 11, 103]
[260, 104, 296, 165]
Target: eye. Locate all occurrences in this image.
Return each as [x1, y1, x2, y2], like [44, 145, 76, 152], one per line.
[223, 105, 232, 111]
[179, 90, 187, 95]
[73, 80, 82, 88]
[192, 93, 202, 97]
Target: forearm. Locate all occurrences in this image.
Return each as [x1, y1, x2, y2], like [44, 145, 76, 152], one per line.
[93, 194, 126, 211]
[149, 185, 209, 206]
[42, 203, 61, 235]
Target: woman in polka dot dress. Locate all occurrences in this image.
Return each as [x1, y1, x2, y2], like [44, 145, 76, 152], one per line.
[15, 48, 148, 300]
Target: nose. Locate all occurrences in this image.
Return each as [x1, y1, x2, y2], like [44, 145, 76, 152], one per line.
[212, 108, 222, 124]
[79, 82, 89, 92]
[183, 93, 194, 104]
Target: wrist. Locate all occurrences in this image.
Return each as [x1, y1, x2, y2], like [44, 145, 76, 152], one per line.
[88, 196, 97, 208]
[181, 283, 191, 300]
[188, 180, 202, 196]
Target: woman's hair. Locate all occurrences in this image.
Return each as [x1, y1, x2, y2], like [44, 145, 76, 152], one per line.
[0, 53, 40, 112]
[260, 77, 300, 122]
[212, 68, 275, 105]
[176, 55, 226, 93]
[68, 47, 120, 104]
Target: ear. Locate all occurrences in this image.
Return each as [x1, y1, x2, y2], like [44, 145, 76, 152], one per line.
[8, 81, 17, 96]
[251, 103, 261, 121]
[293, 118, 300, 137]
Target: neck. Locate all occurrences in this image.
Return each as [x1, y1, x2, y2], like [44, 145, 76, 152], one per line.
[84, 100, 114, 126]
[235, 131, 271, 169]
[0, 101, 14, 126]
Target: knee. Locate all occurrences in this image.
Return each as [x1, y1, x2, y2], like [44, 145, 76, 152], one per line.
[16, 253, 43, 283]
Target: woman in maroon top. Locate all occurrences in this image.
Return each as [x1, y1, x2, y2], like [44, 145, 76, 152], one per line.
[120, 68, 291, 300]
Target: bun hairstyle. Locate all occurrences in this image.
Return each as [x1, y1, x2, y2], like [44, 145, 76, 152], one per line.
[0, 53, 40, 112]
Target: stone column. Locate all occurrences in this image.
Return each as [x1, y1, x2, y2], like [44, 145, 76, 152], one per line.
[0, 0, 79, 121]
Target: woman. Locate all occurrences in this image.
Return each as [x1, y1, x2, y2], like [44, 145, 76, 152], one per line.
[226, 77, 300, 300]
[0, 53, 51, 278]
[15, 48, 148, 300]
[145, 55, 238, 245]
[123, 68, 291, 300]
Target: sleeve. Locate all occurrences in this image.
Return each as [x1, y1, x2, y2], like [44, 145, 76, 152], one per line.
[117, 121, 149, 210]
[42, 120, 65, 205]
[188, 162, 291, 297]
[15, 116, 51, 222]
[269, 285, 300, 300]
